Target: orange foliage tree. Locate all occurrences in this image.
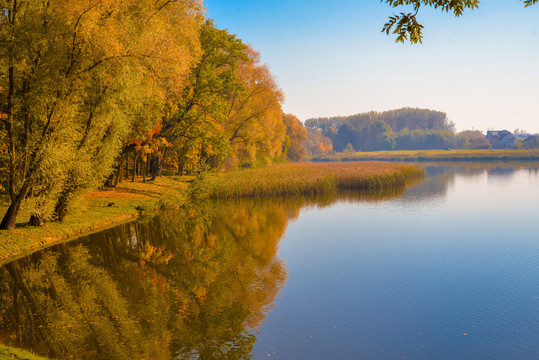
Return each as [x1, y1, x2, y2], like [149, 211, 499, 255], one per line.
[305, 129, 333, 156]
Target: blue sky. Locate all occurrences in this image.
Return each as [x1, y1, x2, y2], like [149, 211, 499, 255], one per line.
[204, 0, 539, 133]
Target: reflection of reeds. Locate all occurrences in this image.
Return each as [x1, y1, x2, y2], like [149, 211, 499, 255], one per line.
[194, 162, 423, 199]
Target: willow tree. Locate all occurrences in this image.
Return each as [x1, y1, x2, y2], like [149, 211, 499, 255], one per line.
[0, 0, 203, 228]
[164, 19, 249, 173]
[225, 47, 286, 167]
[50, 0, 203, 221]
[164, 21, 288, 172]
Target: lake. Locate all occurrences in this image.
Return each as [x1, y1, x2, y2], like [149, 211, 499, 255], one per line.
[1, 163, 539, 359]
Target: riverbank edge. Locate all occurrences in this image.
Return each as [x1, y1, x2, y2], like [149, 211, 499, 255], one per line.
[0, 162, 425, 265]
[0, 176, 190, 266]
[311, 149, 539, 163]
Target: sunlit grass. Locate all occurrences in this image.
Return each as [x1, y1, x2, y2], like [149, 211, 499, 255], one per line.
[312, 149, 539, 162]
[193, 162, 424, 199]
[0, 345, 49, 360]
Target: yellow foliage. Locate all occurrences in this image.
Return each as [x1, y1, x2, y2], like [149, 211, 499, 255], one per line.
[196, 162, 424, 198]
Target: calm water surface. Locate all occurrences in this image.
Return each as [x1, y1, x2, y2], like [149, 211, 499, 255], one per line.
[1, 164, 539, 359]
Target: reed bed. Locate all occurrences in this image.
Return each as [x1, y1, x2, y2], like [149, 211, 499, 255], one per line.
[194, 162, 424, 199]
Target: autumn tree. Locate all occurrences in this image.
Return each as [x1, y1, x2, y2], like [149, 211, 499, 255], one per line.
[382, 0, 537, 43]
[282, 114, 307, 162]
[159, 19, 247, 173]
[304, 128, 333, 156]
[0, 0, 203, 228]
[306, 108, 458, 152]
[457, 130, 490, 149]
[164, 21, 287, 172]
[225, 47, 286, 167]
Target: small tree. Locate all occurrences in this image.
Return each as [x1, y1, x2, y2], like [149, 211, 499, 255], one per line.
[343, 143, 355, 153]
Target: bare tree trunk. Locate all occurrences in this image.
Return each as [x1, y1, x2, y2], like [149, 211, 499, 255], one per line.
[132, 151, 139, 182]
[142, 158, 147, 183]
[52, 188, 70, 222]
[0, 181, 32, 230]
[177, 159, 183, 176]
[118, 155, 124, 184]
[114, 156, 124, 187]
[28, 214, 44, 227]
[143, 154, 149, 182]
[125, 154, 129, 179]
[150, 156, 158, 181]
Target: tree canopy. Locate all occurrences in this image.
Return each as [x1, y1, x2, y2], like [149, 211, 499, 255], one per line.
[0, 2, 307, 230]
[304, 107, 493, 152]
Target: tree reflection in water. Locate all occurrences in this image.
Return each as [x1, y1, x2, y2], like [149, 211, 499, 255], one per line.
[0, 190, 406, 359]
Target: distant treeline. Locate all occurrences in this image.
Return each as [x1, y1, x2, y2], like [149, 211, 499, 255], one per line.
[304, 108, 490, 153]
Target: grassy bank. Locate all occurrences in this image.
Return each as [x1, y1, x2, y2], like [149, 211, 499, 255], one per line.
[0, 345, 50, 360]
[312, 149, 539, 163]
[192, 162, 424, 198]
[0, 176, 190, 265]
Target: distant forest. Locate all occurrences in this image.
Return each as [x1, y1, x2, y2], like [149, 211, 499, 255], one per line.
[304, 108, 489, 153]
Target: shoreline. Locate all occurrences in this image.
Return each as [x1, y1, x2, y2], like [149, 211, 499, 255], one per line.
[0, 162, 423, 265]
[0, 176, 190, 266]
[311, 149, 539, 163]
[1, 155, 534, 265]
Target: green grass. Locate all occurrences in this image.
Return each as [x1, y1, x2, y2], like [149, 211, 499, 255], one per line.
[192, 161, 424, 199]
[0, 345, 49, 360]
[312, 149, 539, 162]
[0, 176, 192, 265]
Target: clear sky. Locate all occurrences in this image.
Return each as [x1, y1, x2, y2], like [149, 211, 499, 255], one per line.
[204, 0, 539, 133]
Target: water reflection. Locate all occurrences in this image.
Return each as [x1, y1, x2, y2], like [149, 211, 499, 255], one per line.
[405, 163, 539, 201]
[0, 199, 294, 359]
[0, 191, 405, 360]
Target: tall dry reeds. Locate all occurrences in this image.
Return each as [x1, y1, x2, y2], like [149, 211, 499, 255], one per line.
[192, 162, 423, 199]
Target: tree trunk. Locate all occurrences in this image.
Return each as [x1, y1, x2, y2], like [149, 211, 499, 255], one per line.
[114, 156, 123, 187]
[118, 155, 124, 183]
[125, 154, 129, 179]
[143, 154, 149, 182]
[53, 189, 70, 222]
[150, 157, 158, 181]
[151, 149, 166, 181]
[104, 172, 115, 187]
[28, 214, 44, 227]
[0, 182, 32, 230]
[132, 151, 139, 182]
[142, 160, 146, 182]
[177, 160, 183, 176]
